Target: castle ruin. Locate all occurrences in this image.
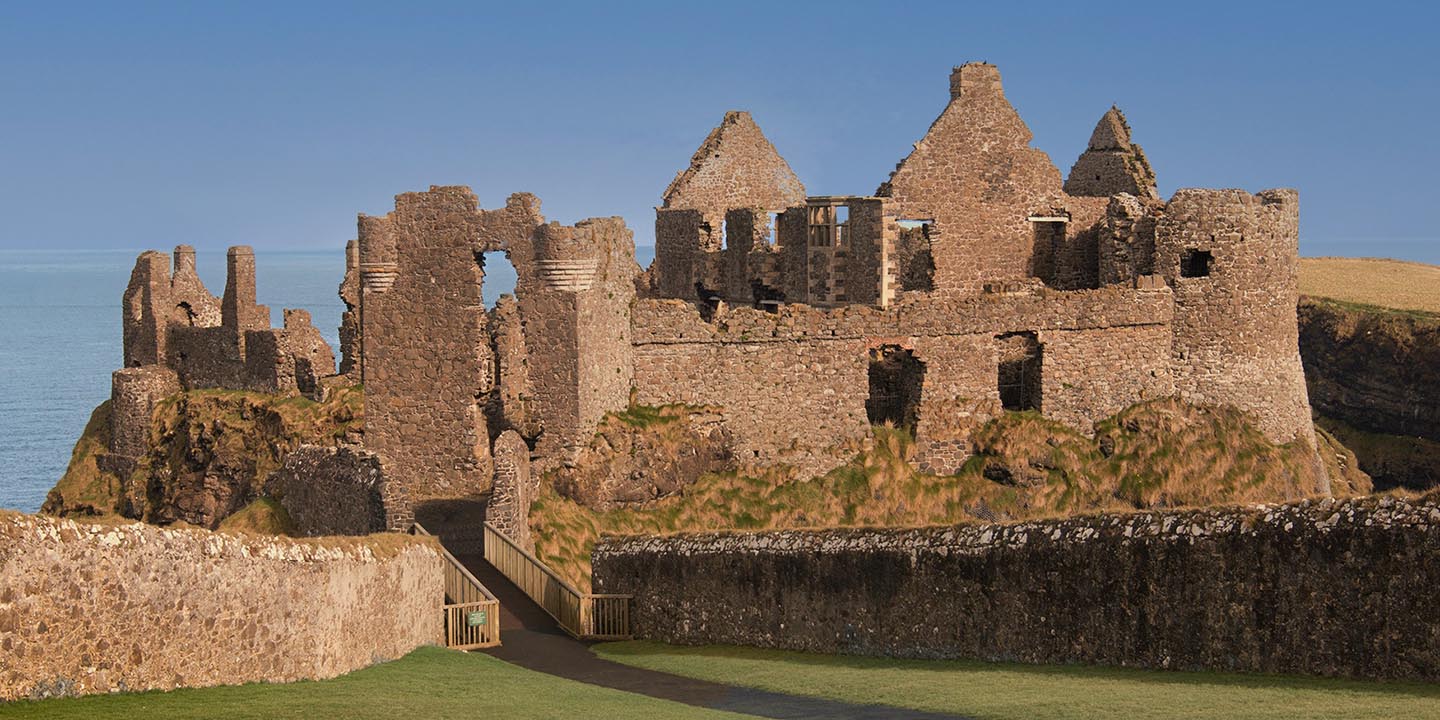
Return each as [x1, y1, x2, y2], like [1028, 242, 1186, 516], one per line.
[108, 62, 1325, 527]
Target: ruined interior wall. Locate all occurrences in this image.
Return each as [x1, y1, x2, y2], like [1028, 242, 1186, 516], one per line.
[840, 199, 891, 306]
[483, 430, 534, 550]
[1039, 197, 1108, 291]
[488, 295, 534, 437]
[879, 64, 1066, 294]
[1099, 193, 1164, 285]
[652, 208, 705, 298]
[338, 239, 362, 379]
[594, 493, 1440, 681]
[1159, 189, 1315, 447]
[359, 188, 542, 500]
[0, 512, 443, 701]
[264, 445, 410, 536]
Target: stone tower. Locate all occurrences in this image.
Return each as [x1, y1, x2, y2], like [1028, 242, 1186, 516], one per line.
[1157, 188, 1326, 490]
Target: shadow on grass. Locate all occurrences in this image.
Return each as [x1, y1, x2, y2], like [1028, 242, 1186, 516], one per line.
[596, 641, 1440, 700]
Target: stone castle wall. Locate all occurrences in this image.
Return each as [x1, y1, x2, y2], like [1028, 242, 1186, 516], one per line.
[632, 287, 1174, 474]
[594, 492, 1440, 681]
[0, 512, 443, 701]
[1158, 189, 1316, 449]
[358, 188, 543, 500]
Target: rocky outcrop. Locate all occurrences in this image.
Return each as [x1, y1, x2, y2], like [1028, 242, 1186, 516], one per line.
[1298, 297, 1440, 490]
[44, 386, 364, 529]
[551, 404, 736, 509]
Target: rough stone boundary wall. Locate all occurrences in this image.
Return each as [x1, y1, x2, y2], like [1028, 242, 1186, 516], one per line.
[594, 493, 1440, 681]
[0, 513, 443, 701]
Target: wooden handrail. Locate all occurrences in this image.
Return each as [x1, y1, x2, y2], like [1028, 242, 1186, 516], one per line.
[483, 522, 631, 639]
[411, 522, 500, 649]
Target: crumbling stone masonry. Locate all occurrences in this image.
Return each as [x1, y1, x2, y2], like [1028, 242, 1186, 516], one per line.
[103, 61, 1321, 519]
[483, 430, 535, 550]
[265, 445, 413, 536]
[110, 246, 336, 485]
[336, 61, 1323, 508]
[593, 492, 1440, 681]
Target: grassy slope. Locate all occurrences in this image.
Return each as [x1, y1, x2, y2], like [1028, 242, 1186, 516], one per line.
[1299, 257, 1440, 314]
[0, 647, 749, 720]
[596, 642, 1440, 720]
[532, 399, 1364, 590]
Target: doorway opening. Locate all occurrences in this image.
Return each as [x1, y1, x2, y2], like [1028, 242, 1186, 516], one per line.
[866, 345, 925, 433]
[996, 332, 1042, 412]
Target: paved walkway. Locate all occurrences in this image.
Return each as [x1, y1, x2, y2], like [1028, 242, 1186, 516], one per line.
[458, 553, 970, 720]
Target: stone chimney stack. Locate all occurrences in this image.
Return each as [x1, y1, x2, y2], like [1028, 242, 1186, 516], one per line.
[222, 245, 267, 331]
[950, 62, 1002, 99]
[173, 245, 198, 276]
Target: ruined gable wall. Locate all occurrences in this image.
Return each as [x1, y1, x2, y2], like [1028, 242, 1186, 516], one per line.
[654, 111, 805, 302]
[0, 512, 442, 700]
[1064, 107, 1160, 200]
[358, 188, 543, 500]
[1158, 189, 1316, 451]
[879, 64, 1066, 295]
[662, 111, 805, 223]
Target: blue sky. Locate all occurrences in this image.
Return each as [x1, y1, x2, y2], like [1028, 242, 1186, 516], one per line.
[1, 1, 1436, 262]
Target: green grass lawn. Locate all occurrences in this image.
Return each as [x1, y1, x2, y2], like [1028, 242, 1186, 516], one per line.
[595, 641, 1440, 720]
[0, 646, 750, 720]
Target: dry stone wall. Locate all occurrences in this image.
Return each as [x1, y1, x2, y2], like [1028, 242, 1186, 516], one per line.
[594, 492, 1440, 681]
[0, 512, 443, 701]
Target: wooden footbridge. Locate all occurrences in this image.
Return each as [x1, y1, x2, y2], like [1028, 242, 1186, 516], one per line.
[412, 521, 631, 649]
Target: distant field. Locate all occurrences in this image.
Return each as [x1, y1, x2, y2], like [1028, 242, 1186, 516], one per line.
[1299, 257, 1440, 313]
[597, 642, 1440, 720]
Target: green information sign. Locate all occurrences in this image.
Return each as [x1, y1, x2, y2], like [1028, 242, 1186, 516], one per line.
[467, 610, 487, 628]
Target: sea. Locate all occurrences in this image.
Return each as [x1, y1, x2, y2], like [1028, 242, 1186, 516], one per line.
[0, 246, 655, 514]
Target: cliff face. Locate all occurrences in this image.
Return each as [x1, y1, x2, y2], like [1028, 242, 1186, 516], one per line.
[44, 386, 364, 528]
[1298, 297, 1440, 490]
